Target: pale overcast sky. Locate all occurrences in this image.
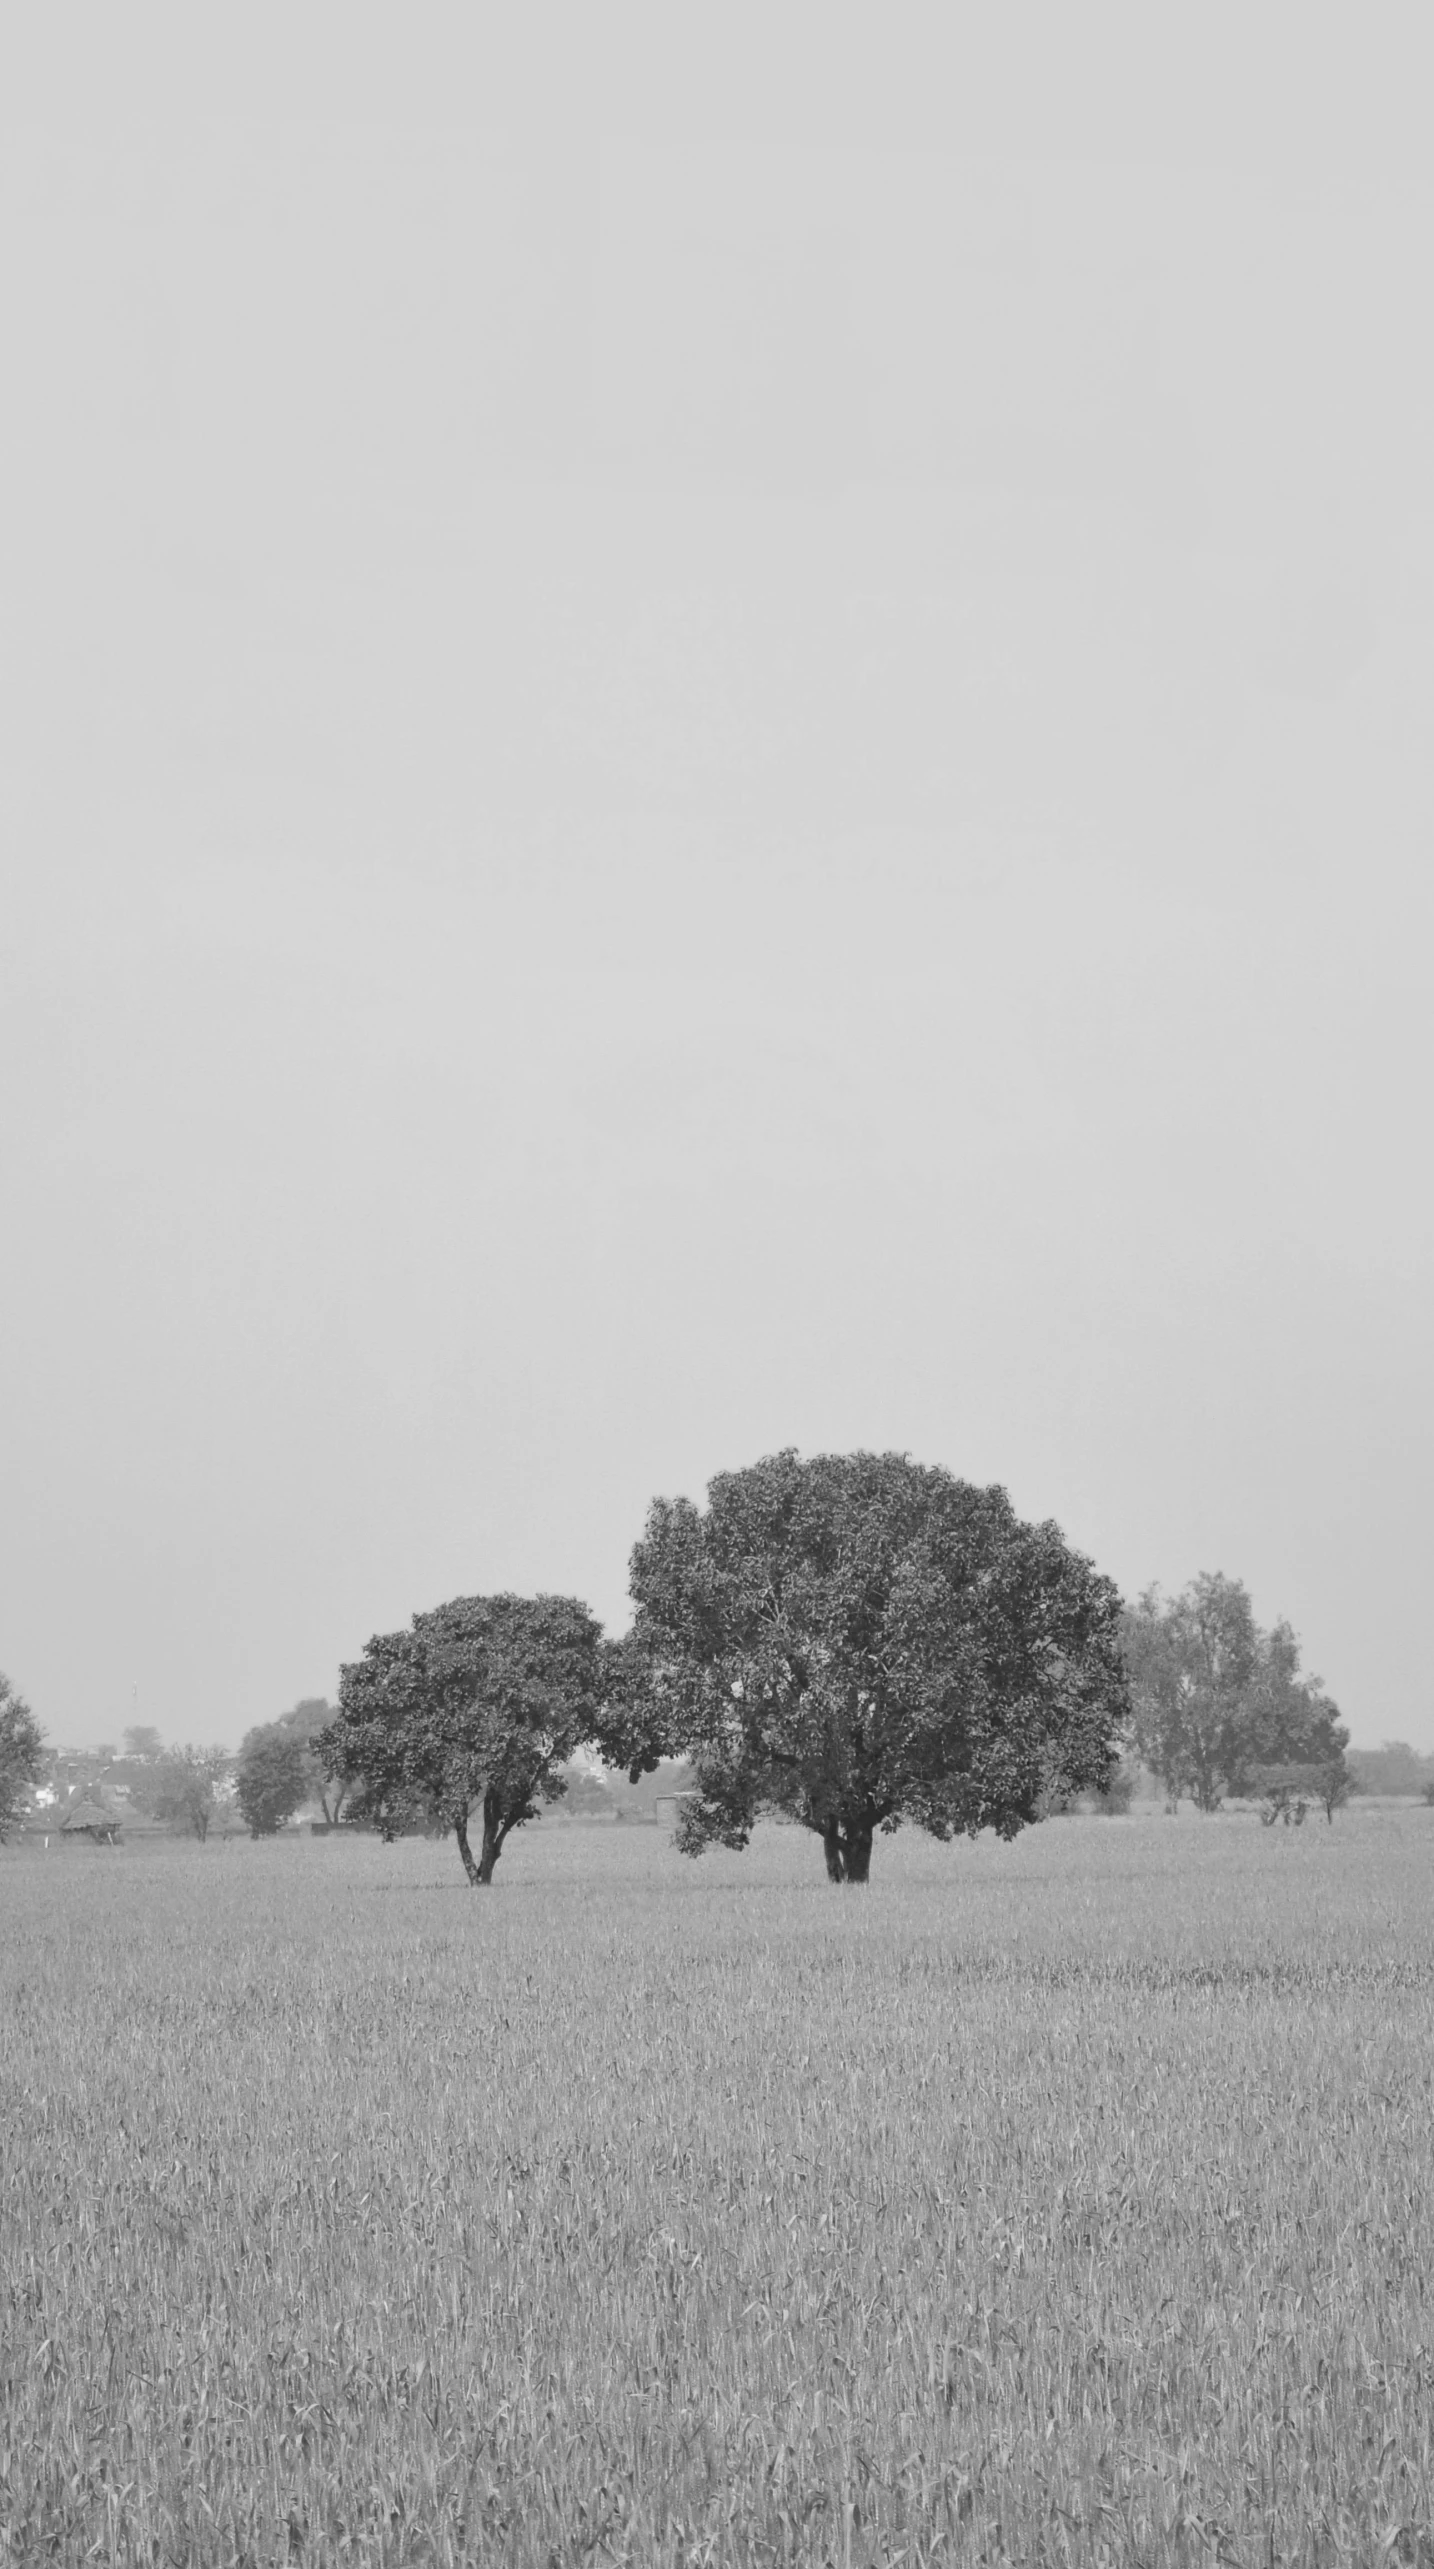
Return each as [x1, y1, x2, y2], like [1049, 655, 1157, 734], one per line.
[3, 10, 1431, 1751]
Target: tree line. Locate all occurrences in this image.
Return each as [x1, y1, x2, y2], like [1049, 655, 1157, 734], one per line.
[243, 1450, 1351, 1886]
[2, 1451, 1361, 1878]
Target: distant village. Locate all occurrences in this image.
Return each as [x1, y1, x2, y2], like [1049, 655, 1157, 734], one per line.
[18, 1727, 703, 1846]
[16, 1725, 1434, 1850]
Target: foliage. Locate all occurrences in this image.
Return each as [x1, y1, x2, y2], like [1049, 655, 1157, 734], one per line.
[1247, 1761, 1350, 1827]
[272, 1699, 355, 1824]
[0, 1673, 45, 1842]
[132, 1746, 230, 1841]
[1121, 1574, 1255, 1812]
[1245, 1619, 1350, 1789]
[122, 1725, 164, 1763]
[235, 1699, 353, 1829]
[615, 1449, 1129, 1881]
[1348, 1740, 1434, 1799]
[1318, 1761, 1353, 1821]
[554, 1761, 616, 1818]
[318, 1594, 606, 1883]
[235, 1722, 311, 1837]
[1249, 1764, 1312, 1826]
[1092, 1757, 1137, 1816]
[1123, 1579, 1350, 1815]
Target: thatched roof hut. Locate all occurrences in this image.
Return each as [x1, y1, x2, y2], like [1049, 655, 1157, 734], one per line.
[61, 1798, 121, 1845]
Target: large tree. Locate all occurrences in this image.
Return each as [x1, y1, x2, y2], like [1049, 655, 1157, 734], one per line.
[608, 1450, 1129, 1883]
[1, 1673, 45, 1842]
[1123, 1579, 1349, 1813]
[318, 1594, 605, 1884]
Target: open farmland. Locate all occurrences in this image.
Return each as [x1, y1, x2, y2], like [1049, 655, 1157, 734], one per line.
[3, 1810, 1432, 2566]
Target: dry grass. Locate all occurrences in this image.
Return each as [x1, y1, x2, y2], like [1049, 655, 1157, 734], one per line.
[3, 1807, 1432, 2565]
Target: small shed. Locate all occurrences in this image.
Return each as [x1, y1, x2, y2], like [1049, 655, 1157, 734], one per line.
[61, 1798, 121, 1846]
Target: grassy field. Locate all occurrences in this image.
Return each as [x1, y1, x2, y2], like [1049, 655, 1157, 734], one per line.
[2, 1808, 1432, 2567]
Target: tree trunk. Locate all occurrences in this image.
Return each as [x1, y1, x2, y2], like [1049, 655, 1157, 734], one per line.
[842, 1824, 873, 1884]
[455, 1795, 505, 1884]
[476, 1821, 500, 1883]
[821, 1815, 875, 1883]
[477, 1788, 509, 1882]
[454, 1811, 482, 1884]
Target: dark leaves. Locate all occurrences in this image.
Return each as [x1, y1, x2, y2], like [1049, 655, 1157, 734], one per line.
[624, 1451, 1129, 1876]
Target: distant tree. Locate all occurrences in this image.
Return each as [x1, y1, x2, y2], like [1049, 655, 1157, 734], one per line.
[1124, 1581, 1349, 1815]
[1122, 1574, 1257, 1813]
[135, 1746, 230, 1841]
[1247, 1758, 1349, 1827]
[605, 1450, 1129, 1883]
[1243, 1619, 1349, 1816]
[274, 1698, 355, 1824]
[1318, 1760, 1353, 1822]
[318, 1595, 606, 1884]
[1092, 1758, 1136, 1816]
[1347, 1740, 1434, 1799]
[0, 1673, 45, 1842]
[235, 1722, 310, 1836]
[555, 1760, 617, 1818]
[122, 1725, 164, 1763]
[1249, 1764, 1313, 1826]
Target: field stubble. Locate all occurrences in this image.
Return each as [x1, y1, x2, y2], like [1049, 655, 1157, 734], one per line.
[2, 1808, 1432, 2566]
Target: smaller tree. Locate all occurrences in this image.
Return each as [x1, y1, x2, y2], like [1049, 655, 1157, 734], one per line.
[275, 1698, 354, 1824]
[1347, 1740, 1434, 1798]
[1123, 1580, 1348, 1815]
[1092, 1758, 1136, 1816]
[1249, 1763, 1315, 1826]
[1243, 1620, 1349, 1809]
[122, 1725, 164, 1763]
[1, 1673, 45, 1842]
[318, 1594, 605, 1884]
[1318, 1759, 1352, 1822]
[137, 1745, 230, 1841]
[235, 1721, 310, 1836]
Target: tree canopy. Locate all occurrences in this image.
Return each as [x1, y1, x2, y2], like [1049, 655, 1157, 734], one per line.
[235, 1720, 311, 1836]
[233, 1699, 350, 1834]
[131, 1746, 230, 1841]
[317, 1594, 606, 1883]
[609, 1449, 1129, 1881]
[274, 1699, 353, 1825]
[0, 1673, 45, 1843]
[1122, 1576, 1350, 1813]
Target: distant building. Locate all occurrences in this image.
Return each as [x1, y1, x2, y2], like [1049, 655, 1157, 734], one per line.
[60, 1798, 121, 1846]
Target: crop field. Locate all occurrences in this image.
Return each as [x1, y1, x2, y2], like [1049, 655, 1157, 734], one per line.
[3, 1809, 1432, 2568]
